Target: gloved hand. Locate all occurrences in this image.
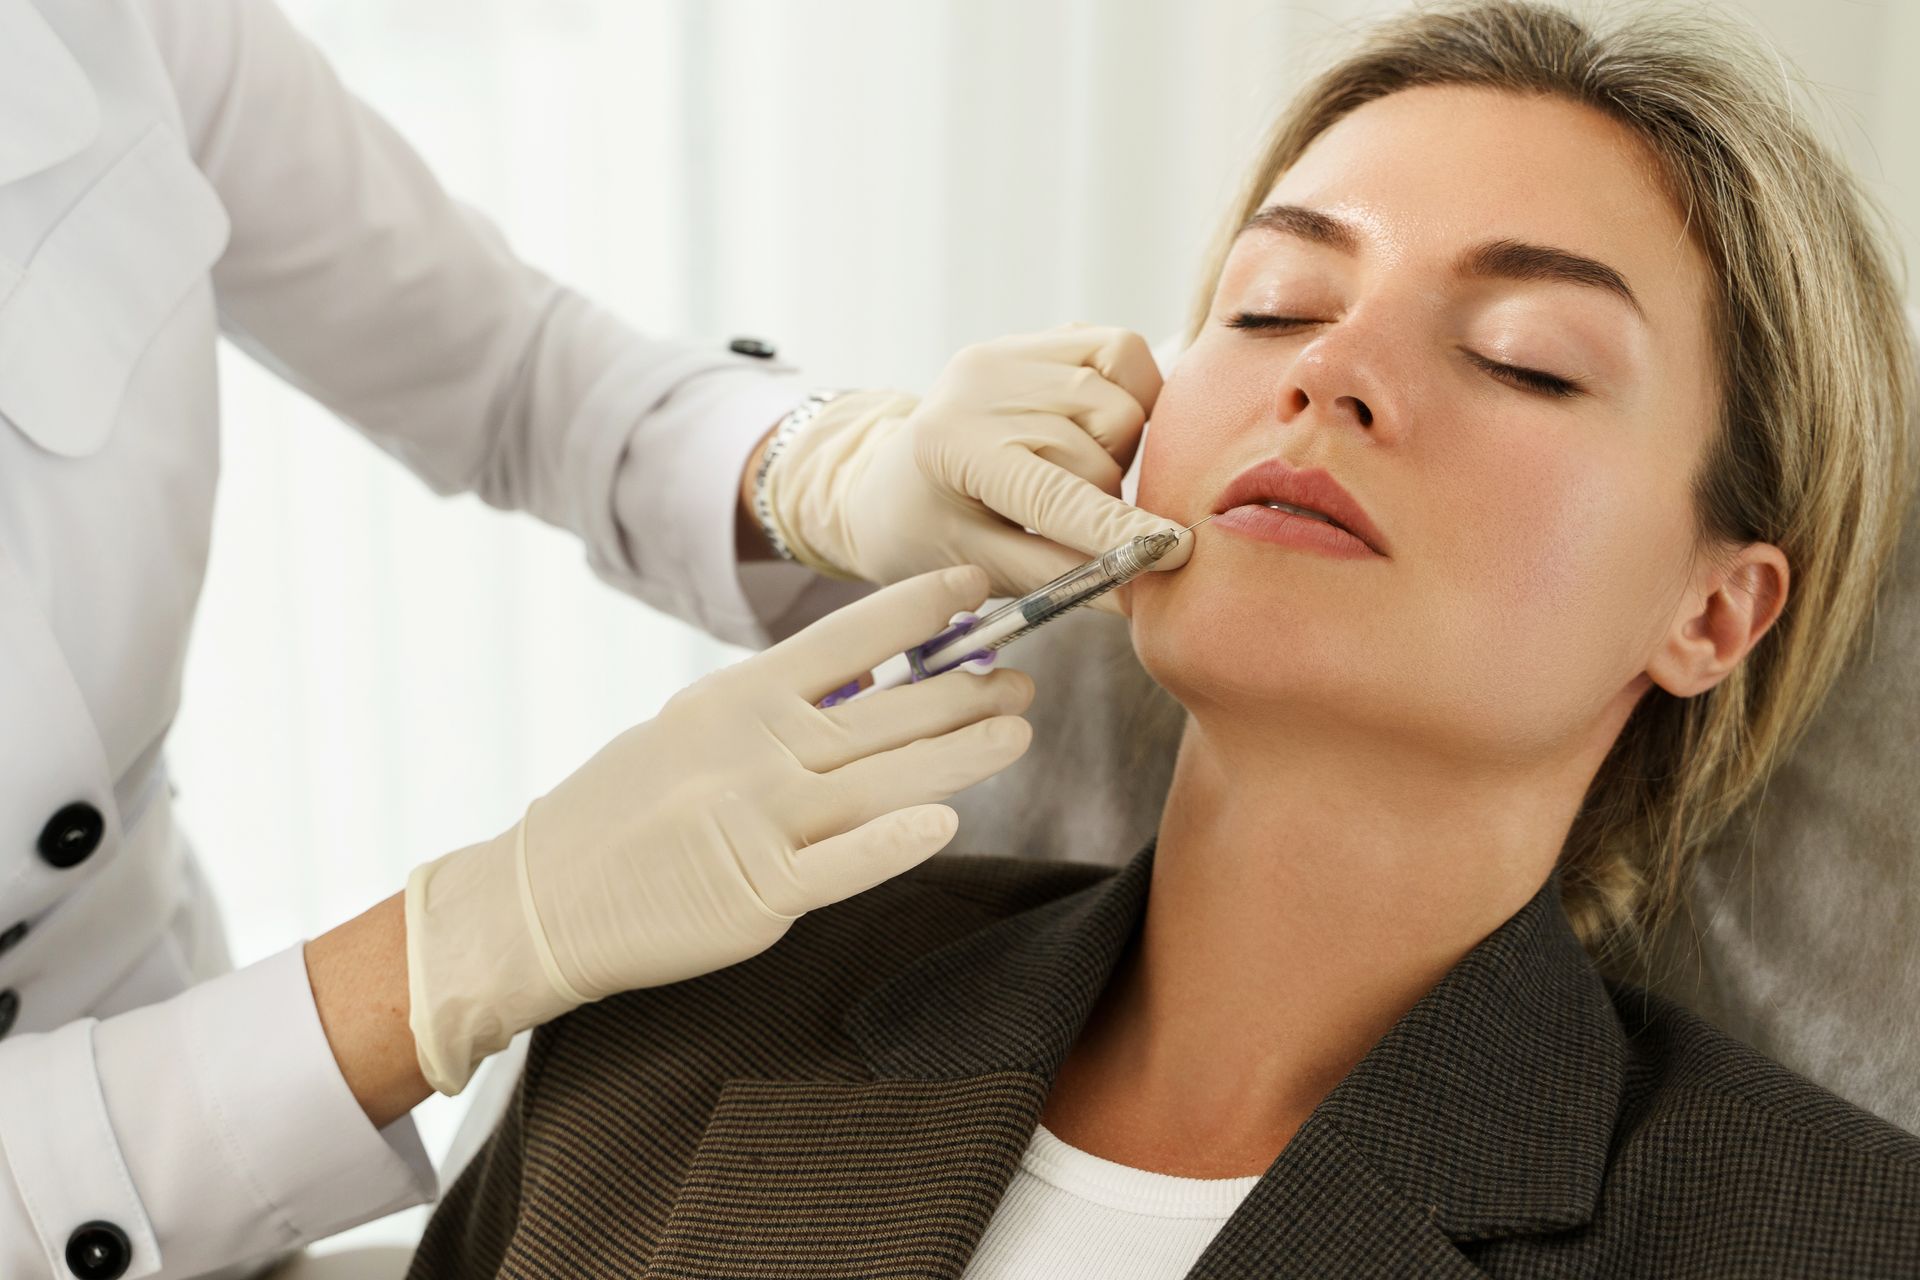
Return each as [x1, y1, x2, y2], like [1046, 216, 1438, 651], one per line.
[404, 565, 1034, 1095]
[762, 325, 1192, 611]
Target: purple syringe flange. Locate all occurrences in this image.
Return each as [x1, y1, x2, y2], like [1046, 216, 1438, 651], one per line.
[908, 611, 998, 680]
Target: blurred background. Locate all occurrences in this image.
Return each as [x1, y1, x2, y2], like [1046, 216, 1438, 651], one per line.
[169, 0, 1919, 1250]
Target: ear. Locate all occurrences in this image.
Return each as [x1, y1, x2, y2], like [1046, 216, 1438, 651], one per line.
[1647, 542, 1791, 698]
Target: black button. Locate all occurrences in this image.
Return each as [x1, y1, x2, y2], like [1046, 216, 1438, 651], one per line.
[37, 802, 104, 869]
[65, 1221, 132, 1280]
[729, 336, 777, 359]
[0, 989, 18, 1039]
[0, 921, 24, 957]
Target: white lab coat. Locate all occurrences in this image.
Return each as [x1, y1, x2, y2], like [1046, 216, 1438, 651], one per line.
[0, 0, 862, 1275]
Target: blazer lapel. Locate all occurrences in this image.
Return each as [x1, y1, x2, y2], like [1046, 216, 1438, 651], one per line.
[1188, 1112, 1491, 1278]
[1194, 861, 1629, 1275]
[644, 1074, 1048, 1280]
[646, 853, 1152, 1279]
[648, 844, 1626, 1278]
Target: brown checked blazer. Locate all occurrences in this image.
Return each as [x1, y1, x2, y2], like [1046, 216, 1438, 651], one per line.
[407, 844, 1920, 1278]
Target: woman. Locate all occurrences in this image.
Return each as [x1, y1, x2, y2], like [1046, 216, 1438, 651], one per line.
[408, 3, 1920, 1276]
[0, 0, 1186, 1274]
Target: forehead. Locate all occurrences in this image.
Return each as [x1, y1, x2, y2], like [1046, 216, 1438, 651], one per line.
[1258, 84, 1713, 325]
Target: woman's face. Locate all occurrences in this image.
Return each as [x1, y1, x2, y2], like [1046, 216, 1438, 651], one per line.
[1131, 85, 1741, 766]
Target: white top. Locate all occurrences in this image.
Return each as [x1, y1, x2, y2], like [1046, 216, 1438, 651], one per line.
[0, 0, 860, 1275]
[960, 1124, 1263, 1280]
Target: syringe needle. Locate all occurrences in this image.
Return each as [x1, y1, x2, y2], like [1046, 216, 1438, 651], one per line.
[1180, 512, 1218, 534]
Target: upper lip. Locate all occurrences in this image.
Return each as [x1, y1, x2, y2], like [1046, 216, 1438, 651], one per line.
[1212, 458, 1387, 555]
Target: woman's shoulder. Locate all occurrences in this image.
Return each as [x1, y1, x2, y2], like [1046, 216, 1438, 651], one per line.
[1604, 979, 1920, 1198]
[527, 852, 1116, 1083]
[1454, 979, 1920, 1276]
[887, 850, 1120, 914]
[776, 849, 1121, 985]
[417, 854, 1116, 1278]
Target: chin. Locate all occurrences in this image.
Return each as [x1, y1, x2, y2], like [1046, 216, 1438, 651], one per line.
[1128, 569, 1313, 713]
[1127, 557, 1413, 740]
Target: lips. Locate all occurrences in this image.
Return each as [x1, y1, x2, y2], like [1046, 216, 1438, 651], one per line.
[1212, 458, 1387, 556]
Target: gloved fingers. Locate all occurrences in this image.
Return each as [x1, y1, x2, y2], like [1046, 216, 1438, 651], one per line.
[945, 524, 1138, 617]
[993, 411, 1128, 497]
[796, 714, 1033, 845]
[790, 667, 1037, 773]
[763, 564, 992, 702]
[1004, 324, 1165, 441]
[957, 442, 1197, 569]
[954, 524, 1089, 603]
[780, 804, 960, 912]
[1034, 367, 1151, 471]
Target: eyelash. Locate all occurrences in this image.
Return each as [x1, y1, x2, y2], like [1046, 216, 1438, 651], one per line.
[1222, 311, 1585, 400]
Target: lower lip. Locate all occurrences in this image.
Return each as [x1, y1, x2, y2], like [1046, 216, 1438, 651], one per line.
[1213, 505, 1378, 558]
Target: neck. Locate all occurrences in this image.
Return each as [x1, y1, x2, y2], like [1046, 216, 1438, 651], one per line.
[1048, 705, 1599, 1173]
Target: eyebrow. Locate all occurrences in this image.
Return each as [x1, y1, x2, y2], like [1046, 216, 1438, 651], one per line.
[1237, 203, 1644, 318]
[1240, 203, 1360, 253]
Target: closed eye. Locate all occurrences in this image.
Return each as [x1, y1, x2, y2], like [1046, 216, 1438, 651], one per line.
[1223, 311, 1586, 400]
[1461, 350, 1584, 399]
[1223, 312, 1323, 332]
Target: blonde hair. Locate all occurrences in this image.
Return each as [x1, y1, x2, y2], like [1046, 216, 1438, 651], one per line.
[1185, 1, 1918, 964]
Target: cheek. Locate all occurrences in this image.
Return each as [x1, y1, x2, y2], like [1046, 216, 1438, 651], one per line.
[1135, 350, 1273, 516]
[1134, 383, 1206, 516]
[1439, 451, 1594, 605]
[1468, 453, 1649, 608]
[1433, 439, 1687, 702]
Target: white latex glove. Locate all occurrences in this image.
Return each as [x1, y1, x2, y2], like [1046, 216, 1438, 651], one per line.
[404, 565, 1034, 1095]
[763, 325, 1193, 613]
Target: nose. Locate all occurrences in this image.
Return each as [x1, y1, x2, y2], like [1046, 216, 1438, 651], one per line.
[1280, 383, 1374, 428]
[1275, 327, 1391, 432]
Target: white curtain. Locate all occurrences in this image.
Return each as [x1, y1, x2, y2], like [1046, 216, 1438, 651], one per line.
[166, 0, 1918, 1250]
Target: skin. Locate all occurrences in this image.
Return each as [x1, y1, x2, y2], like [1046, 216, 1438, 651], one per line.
[1040, 84, 1790, 1176]
[306, 894, 427, 1127]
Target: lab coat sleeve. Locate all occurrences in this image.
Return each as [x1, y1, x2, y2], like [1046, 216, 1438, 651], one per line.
[134, 0, 864, 648]
[0, 947, 433, 1279]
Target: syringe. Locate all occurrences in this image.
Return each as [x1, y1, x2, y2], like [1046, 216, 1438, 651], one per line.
[817, 514, 1214, 708]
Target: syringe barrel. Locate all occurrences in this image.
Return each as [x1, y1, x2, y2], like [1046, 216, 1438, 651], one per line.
[913, 528, 1182, 674]
[1015, 528, 1180, 622]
